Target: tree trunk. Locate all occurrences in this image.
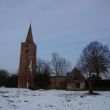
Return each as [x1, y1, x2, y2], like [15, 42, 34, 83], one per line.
[89, 87, 93, 94]
[88, 75, 94, 94]
[96, 73, 99, 80]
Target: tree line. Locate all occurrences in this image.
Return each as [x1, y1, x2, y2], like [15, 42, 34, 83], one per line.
[34, 52, 72, 89]
[37, 52, 72, 75]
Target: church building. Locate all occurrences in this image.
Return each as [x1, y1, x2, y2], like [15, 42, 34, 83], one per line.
[18, 25, 85, 90]
[18, 24, 37, 89]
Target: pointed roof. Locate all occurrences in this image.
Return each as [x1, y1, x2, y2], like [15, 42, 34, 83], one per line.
[67, 67, 85, 83]
[26, 24, 33, 43]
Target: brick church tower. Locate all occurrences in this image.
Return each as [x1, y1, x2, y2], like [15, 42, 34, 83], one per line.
[18, 24, 37, 89]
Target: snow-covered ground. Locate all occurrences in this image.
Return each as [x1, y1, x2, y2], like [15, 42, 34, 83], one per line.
[0, 88, 110, 110]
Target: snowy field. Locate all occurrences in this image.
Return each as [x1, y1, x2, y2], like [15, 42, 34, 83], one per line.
[0, 88, 110, 110]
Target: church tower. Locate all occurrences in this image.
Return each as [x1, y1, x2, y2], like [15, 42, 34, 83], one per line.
[18, 24, 37, 89]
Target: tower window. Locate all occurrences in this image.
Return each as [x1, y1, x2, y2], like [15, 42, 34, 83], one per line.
[26, 42, 29, 46]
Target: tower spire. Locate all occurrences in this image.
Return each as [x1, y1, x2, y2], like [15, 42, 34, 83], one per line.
[26, 24, 33, 43]
[18, 24, 37, 89]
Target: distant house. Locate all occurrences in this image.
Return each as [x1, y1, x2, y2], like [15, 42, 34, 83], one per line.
[49, 67, 85, 90]
[66, 67, 85, 90]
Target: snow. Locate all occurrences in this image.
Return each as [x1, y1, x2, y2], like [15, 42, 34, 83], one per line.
[0, 88, 110, 110]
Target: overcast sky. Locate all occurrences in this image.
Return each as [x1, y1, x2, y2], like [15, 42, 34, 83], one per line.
[0, 0, 110, 73]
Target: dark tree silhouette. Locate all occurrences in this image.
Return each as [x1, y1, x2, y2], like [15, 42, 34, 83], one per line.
[0, 69, 18, 87]
[34, 58, 51, 89]
[0, 69, 9, 87]
[51, 52, 71, 75]
[34, 73, 50, 89]
[7, 74, 18, 87]
[37, 58, 51, 74]
[78, 41, 110, 94]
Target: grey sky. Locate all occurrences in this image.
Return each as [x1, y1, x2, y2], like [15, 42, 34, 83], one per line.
[0, 0, 110, 73]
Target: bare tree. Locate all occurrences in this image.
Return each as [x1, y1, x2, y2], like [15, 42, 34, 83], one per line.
[51, 52, 71, 75]
[37, 58, 51, 74]
[78, 41, 110, 93]
[34, 58, 51, 89]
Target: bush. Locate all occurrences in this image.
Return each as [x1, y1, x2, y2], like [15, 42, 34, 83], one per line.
[6, 74, 18, 87]
[0, 69, 18, 87]
[85, 79, 110, 90]
[34, 73, 50, 89]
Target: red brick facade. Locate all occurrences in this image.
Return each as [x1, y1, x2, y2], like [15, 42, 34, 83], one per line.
[18, 24, 37, 89]
[49, 68, 85, 90]
[50, 76, 66, 89]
